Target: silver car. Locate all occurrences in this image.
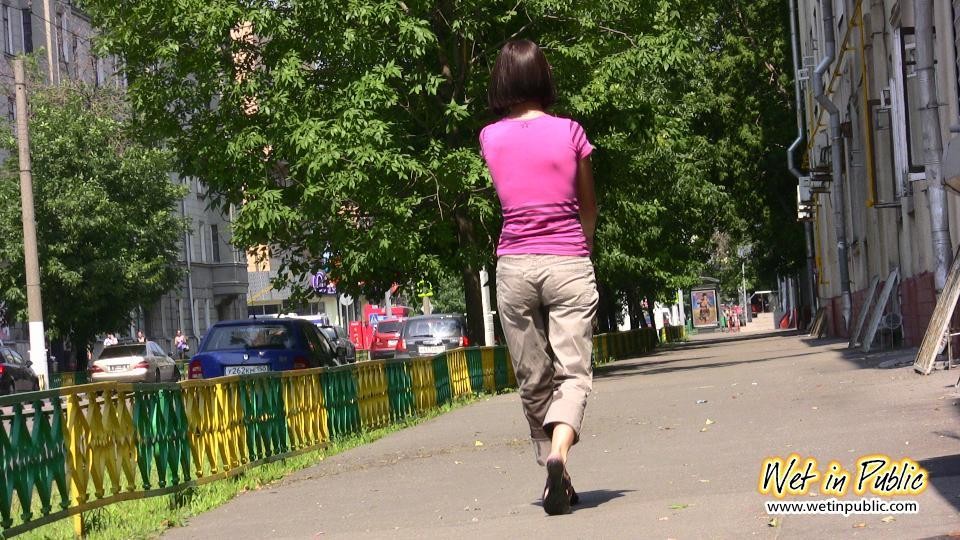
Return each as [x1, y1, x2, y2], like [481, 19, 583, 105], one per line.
[90, 342, 179, 383]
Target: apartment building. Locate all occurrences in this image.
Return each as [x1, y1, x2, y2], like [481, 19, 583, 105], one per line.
[246, 246, 359, 327]
[0, 0, 247, 360]
[792, 0, 959, 346]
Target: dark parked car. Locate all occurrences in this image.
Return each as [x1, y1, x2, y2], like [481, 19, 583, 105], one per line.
[0, 346, 39, 394]
[188, 319, 340, 379]
[370, 318, 405, 360]
[318, 325, 357, 364]
[395, 315, 468, 359]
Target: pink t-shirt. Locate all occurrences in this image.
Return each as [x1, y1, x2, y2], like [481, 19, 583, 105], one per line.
[480, 114, 594, 256]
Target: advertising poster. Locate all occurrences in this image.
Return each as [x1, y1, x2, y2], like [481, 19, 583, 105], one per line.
[692, 289, 718, 327]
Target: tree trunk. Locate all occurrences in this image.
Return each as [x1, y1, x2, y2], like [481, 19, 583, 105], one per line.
[596, 282, 612, 333]
[599, 283, 621, 332]
[71, 334, 90, 373]
[454, 209, 485, 345]
[626, 288, 647, 329]
[460, 263, 484, 345]
[645, 297, 659, 343]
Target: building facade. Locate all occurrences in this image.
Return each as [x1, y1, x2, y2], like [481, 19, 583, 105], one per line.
[793, 0, 960, 346]
[0, 0, 247, 360]
[140, 175, 248, 354]
[246, 246, 361, 328]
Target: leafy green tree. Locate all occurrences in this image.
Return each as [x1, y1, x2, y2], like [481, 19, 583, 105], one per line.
[0, 81, 186, 367]
[78, 0, 801, 339]
[696, 0, 803, 283]
[428, 270, 466, 315]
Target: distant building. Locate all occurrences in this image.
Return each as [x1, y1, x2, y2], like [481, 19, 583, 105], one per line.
[0, 1, 247, 362]
[140, 175, 248, 354]
[246, 246, 360, 327]
[793, 0, 960, 345]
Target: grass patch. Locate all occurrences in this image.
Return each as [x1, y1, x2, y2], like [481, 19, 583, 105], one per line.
[20, 394, 487, 540]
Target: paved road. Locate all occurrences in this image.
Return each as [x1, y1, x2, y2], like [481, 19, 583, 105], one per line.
[167, 335, 960, 539]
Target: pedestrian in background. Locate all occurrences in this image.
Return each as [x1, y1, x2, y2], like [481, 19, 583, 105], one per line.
[136, 330, 146, 343]
[480, 39, 598, 516]
[173, 329, 188, 360]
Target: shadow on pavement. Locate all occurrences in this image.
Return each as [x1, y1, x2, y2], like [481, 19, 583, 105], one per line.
[531, 489, 634, 512]
[919, 454, 960, 514]
[572, 489, 634, 510]
[595, 350, 825, 380]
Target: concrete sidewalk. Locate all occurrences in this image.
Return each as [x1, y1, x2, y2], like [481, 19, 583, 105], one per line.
[166, 336, 960, 539]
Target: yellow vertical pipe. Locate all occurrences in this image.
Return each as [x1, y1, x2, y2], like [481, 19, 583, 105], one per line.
[856, 2, 878, 206]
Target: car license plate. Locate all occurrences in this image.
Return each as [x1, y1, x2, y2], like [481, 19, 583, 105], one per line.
[225, 365, 269, 376]
[419, 346, 445, 355]
[109, 364, 128, 372]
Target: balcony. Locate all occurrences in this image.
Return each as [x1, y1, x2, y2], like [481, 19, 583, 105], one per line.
[211, 262, 248, 297]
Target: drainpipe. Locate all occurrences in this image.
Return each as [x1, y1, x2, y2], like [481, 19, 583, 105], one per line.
[812, 0, 852, 330]
[181, 196, 197, 345]
[915, 0, 953, 292]
[787, 0, 819, 315]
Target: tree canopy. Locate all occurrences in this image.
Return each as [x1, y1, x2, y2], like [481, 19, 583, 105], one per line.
[78, 0, 800, 336]
[0, 81, 186, 361]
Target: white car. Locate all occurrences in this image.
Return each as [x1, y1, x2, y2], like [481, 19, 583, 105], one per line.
[89, 341, 179, 383]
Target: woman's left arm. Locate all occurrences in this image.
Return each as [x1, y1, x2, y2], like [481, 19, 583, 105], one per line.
[576, 157, 598, 253]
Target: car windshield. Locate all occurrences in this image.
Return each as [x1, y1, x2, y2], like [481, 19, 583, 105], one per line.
[99, 345, 146, 359]
[404, 319, 463, 338]
[203, 324, 294, 351]
[319, 327, 337, 340]
[376, 321, 402, 334]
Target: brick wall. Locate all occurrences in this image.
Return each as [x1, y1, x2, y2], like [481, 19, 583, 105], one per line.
[822, 272, 938, 347]
[901, 272, 936, 347]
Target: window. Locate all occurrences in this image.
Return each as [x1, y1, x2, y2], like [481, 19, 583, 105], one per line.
[7, 96, 14, 123]
[98, 345, 147, 360]
[3, 6, 13, 54]
[198, 222, 207, 262]
[210, 224, 221, 262]
[160, 296, 168, 337]
[59, 11, 71, 63]
[21, 9, 31, 53]
[95, 56, 105, 87]
[177, 298, 184, 335]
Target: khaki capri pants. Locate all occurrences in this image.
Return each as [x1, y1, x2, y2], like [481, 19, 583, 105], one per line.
[496, 255, 599, 465]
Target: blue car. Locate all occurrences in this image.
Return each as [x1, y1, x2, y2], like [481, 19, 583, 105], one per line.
[187, 318, 340, 379]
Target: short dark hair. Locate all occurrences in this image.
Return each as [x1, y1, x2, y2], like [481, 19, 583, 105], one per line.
[488, 40, 556, 116]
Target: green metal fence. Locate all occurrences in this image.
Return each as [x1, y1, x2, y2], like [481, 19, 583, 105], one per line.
[1, 328, 668, 537]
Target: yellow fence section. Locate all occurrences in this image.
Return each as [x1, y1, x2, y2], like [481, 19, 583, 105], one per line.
[282, 369, 329, 452]
[355, 361, 391, 430]
[446, 349, 472, 398]
[410, 358, 437, 411]
[480, 348, 497, 393]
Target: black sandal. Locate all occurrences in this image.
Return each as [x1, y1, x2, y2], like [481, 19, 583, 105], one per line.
[565, 472, 580, 505]
[543, 457, 572, 515]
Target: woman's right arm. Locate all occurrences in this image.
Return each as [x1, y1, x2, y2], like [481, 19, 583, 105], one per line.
[576, 157, 598, 253]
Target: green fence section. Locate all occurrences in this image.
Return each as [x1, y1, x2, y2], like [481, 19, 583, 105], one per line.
[0, 327, 671, 537]
[322, 367, 361, 439]
[385, 361, 414, 423]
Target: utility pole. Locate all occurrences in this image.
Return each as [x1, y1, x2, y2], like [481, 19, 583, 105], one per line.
[14, 58, 49, 388]
[479, 268, 494, 346]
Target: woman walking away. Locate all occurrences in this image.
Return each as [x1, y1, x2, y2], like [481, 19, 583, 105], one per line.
[480, 39, 599, 516]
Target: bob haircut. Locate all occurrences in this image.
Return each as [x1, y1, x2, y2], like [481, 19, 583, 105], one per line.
[488, 40, 556, 116]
